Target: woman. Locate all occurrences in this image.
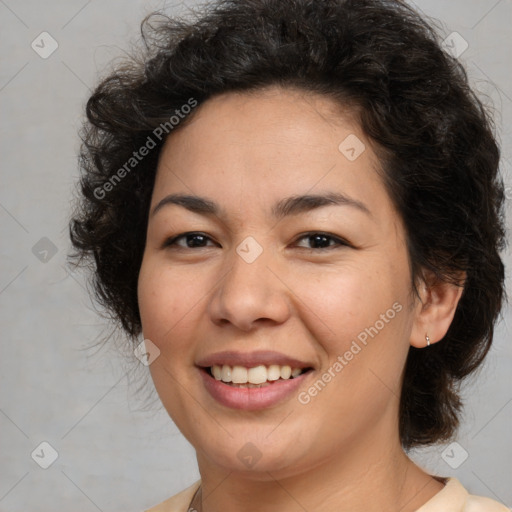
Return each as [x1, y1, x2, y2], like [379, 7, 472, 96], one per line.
[69, 0, 509, 510]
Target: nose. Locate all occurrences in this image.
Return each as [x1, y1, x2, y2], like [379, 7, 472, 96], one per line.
[207, 242, 291, 331]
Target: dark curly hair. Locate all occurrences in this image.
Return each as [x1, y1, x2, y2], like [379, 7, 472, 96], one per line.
[69, 0, 506, 449]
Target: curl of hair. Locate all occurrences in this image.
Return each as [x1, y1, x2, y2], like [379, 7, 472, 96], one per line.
[69, 0, 506, 448]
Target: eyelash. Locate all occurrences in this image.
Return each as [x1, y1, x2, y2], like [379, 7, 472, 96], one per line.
[162, 231, 351, 251]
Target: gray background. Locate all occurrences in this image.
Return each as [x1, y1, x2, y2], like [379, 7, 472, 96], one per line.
[0, 1, 511, 511]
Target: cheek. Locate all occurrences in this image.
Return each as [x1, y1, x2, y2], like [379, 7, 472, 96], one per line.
[292, 267, 411, 428]
[291, 257, 413, 403]
[137, 260, 207, 431]
[137, 260, 202, 354]
[291, 263, 396, 350]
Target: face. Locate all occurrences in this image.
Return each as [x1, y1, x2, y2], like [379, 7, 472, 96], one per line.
[137, 87, 418, 479]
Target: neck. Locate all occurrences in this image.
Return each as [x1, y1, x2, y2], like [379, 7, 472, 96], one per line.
[194, 428, 443, 512]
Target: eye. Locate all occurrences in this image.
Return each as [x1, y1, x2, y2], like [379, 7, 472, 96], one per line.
[293, 232, 350, 250]
[162, 231, 349, 250]
[163, 232, 218, 249]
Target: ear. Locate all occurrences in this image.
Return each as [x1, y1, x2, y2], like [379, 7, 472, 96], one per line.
[410, 270, 466, 348]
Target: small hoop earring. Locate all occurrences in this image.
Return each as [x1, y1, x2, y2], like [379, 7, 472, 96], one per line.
[426, 334, 431, 347]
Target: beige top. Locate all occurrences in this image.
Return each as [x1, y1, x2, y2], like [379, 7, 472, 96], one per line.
[145, 478, 509, 512]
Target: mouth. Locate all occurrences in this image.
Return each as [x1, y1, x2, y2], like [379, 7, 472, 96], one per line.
[197, 354, 315, 410]
[201, 364, 314, 388]
[196, 350, 316, 409]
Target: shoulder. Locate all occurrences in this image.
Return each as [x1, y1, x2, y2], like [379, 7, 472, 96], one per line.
[143, 478, 510, 512]
[416, 478, 509, 512]
[464, 493, 510, 512]
[145, 480, 201, 512]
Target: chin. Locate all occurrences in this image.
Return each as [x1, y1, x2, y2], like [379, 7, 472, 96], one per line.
[196, 434, 313, 480]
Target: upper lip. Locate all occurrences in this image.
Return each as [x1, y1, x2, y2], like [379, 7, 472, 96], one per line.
[196, 350, 314, 369]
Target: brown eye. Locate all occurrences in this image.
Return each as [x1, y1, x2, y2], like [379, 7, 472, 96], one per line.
[163, 232, 218, 249]
[294, 232, 349, 250]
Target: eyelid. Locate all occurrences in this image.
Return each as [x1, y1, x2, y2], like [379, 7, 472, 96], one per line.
[162, 231, 218, 249]
[161, 231, 352, 251]
[292, 231, 352, 250]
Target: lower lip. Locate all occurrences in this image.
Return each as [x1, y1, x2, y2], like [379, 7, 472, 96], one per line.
[199, 368, 312, 410]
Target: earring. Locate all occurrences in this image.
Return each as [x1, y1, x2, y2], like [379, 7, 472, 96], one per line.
[425, 334, 431, 347]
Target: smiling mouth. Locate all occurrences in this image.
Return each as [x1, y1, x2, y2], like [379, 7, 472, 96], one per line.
[202, 364, 313, 388]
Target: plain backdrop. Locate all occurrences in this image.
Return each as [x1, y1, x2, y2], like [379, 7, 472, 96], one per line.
[0, 1, 511, 510]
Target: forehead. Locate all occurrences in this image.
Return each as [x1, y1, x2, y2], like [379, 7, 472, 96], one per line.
[161, 87, 361, 162]
[152, 87, 391, 219]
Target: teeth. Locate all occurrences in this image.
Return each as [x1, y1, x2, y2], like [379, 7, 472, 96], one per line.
[210, 364, 306, 384]
[231, 366, 248, 384]
[291, 368, 302, 378]
[221, 365, 232, 382]
[212, 365, 222, 380]
[280, 365, 291, 379]
[267, 365, 281, 381]
[247, 365, 267, 384]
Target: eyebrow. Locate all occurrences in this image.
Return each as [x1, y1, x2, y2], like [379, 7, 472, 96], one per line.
[151, 192, 372, 219]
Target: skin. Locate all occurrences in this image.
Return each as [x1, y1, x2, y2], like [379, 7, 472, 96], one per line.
[137, 87, 463, 512]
